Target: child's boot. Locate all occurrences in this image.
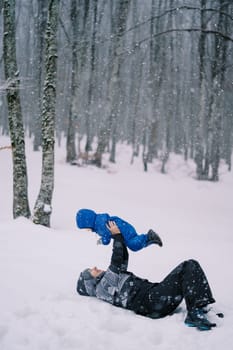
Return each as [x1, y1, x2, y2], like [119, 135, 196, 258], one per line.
[147, 229, 163, 247]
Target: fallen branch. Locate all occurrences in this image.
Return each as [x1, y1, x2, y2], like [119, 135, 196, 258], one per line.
[0, 145, 12, 151]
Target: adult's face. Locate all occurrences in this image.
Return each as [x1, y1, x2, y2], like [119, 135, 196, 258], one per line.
[89, 266, 104, 278]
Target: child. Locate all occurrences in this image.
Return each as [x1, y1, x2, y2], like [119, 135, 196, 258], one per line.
[76, 208, 163, 252]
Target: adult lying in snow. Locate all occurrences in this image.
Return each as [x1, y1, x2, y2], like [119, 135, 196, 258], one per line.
[76, 208, 163, 251]
[77, 221, 217, 331]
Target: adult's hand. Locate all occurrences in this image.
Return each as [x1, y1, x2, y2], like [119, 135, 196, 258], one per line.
[106, 221, 121, 235]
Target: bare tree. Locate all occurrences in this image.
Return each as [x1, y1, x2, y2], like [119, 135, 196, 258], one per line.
[108, 0, 130, 163]
[66, 0, 79, 163]
[84, 0, 98, 153]
[94, 0, 131, 166]
[209, 1, 228, 181]
[33, 0, 48, 151]
[33, 0, 60, 226]
[3, 0, 31, 219]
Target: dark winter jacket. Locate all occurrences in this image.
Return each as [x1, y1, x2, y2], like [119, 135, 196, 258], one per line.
[94, 235, 156, 316]
[76, 209, 148, 251]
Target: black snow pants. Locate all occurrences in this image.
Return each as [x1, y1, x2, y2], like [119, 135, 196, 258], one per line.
[145, 259, 215, 318]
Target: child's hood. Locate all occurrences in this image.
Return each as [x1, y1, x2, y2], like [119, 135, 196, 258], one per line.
[76, 209, 97, 229]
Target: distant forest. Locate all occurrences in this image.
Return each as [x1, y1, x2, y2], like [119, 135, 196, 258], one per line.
[1, 0, 233, 183]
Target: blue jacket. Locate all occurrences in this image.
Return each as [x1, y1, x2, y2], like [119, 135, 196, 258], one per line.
[76, 209, 148, 251]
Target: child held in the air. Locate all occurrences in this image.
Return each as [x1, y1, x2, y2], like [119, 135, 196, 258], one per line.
[76, 208, 163, 252]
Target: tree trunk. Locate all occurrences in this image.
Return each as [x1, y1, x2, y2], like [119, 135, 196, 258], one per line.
[33, 0, 59, 227]
[210, 3, 227, 181]
[66, 0, 79, 163]
[109, 0, 130, 163]
[3, 0, 31, 219]
[33, 0, 48, 151]
[147, 0, 163, 163]
[195, 0, 206, 180]
[84, 0, 98, 153]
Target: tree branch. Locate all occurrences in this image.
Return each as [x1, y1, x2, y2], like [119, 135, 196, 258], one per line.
[135, 28, 233, 51]
[59, 16, 70, 44]
[126, 5, 233, 36]
[95, 4, 233, 48]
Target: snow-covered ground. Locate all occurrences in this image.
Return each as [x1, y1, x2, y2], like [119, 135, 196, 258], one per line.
[0, 136, 232, 350]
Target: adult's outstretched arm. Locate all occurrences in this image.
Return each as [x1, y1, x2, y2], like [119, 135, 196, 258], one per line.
[109, 234, 129, 273]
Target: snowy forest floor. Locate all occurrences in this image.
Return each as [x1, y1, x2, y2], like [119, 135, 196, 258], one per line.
[0, 136, 233, 350]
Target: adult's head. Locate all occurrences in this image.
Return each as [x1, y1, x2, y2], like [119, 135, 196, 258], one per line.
[76, 209, 97, 230]
[77, 267, 104, 296]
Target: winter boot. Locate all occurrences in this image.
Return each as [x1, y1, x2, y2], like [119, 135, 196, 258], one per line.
[147, 229, 163, 247]
[185, 308, 216, 331]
